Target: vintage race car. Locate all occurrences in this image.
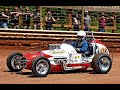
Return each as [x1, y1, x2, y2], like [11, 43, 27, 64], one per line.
[6, 31, 112, 77]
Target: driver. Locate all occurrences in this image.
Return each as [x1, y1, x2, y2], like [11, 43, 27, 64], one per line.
[71, 30, 89, 53]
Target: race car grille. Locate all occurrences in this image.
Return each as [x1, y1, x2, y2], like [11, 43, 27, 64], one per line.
[20, 57, 27, 67]
[49, 44, 61, 50]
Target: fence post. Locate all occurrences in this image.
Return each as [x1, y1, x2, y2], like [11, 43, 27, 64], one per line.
[112, 12, 117, 33]
[18, 14, 23, 29]
[68, 9, 72, 31]
[30, 15, 33, 29]
[39, 6, 43, 30]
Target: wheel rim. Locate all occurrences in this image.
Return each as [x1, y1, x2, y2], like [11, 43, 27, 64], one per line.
[11, 55, 22, 70]
[98, 57, 111, 71]
[36, 59, 49, 75]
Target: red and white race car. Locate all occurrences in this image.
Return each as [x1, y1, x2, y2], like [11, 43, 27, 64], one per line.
[6, 31, 112, 77]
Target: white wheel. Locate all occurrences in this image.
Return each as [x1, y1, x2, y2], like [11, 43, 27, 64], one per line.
[31, 56, 50, 77]
[36, 59, 49, 75]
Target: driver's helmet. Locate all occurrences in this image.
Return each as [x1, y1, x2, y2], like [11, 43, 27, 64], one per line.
[77, 31, 86, 37]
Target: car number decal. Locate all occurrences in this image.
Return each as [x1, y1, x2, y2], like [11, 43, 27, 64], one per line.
[75, 56, 80, 59]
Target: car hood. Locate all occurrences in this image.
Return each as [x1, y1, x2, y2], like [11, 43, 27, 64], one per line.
[23, 51, 41, 60]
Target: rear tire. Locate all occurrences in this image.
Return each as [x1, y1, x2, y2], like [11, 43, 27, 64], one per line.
[31, 56, 51, 77]
[7, 52, 23, 72]
[92, 53, 112, 74]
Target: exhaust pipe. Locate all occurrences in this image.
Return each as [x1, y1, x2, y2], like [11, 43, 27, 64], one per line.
[61, 60, 84, 70]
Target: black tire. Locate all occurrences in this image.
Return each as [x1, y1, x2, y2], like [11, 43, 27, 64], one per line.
[6, 52, 23, 72]
[92, 53, 112, 74]
[31, 56, 51, 77]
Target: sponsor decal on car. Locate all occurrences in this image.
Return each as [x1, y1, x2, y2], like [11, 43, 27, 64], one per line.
[100, 47, 108, 54]
[49, 50, 66, 54]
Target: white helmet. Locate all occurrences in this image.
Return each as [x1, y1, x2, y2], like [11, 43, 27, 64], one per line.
[77, 31, 86, 37]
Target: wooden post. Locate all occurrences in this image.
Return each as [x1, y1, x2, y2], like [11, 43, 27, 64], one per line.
[18, 15, 23, 29]
[39, 6, 43, 30]
[30, 15, 33, 29]
[81, 6, 84, 31]
[68, 9, 72, 31]
[112, 12, 116, 33]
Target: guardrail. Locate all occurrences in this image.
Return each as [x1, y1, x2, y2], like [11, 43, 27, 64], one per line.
[0, 28, 120, 52]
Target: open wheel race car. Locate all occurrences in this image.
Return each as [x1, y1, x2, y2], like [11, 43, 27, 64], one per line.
[6, 31, 112, 77]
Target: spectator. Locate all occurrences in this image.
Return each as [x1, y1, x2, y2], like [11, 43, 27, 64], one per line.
[72, 13, 80, 31]
[98, 13, 114, 32]
[32, 8, 40, 29]
[10, 6, 22, 29]
[22, 6, 33, 29]
[84, 10, 91, 31]
[0, 9, 9, 28]
[4, 8, 10, 28]
[4, 8, 10, 16]
[45, 11, 57, 30]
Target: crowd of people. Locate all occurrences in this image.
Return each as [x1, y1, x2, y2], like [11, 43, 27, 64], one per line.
[45, 10, 114, 32]
[0, 6, 40, 29]
[0, 6, 114, 32]
[72, 10, 114, 32]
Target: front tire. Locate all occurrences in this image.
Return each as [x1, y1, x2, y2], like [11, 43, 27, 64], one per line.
[92, 53, 112, 74]
[6, 52, 23, 72]
[31, 56, 50, 77]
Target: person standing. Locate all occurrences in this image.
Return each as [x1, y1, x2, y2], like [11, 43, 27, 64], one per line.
[32, 8, 40, 29]
[45, 11, 57, 30]
[0, 9, 9, 28]
[84, 10, 91, 31]
[10, 6, 22, 29]
[98, 13, 114, 32]
[73, 13, 80, 31]
[22, 6, 33, 29]
[3, 8, 10, 28]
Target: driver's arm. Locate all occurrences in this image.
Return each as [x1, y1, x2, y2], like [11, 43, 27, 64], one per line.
[75, 41, 88, 53]
[80, 41, 88, 53]
[71, 41, 76, 47]
[71, 41, 80, 52]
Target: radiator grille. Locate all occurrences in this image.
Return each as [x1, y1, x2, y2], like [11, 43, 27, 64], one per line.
[49, 44, 61, 50]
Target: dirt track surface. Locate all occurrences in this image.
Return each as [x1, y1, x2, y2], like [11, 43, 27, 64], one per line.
[0, 48, 120, 84]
